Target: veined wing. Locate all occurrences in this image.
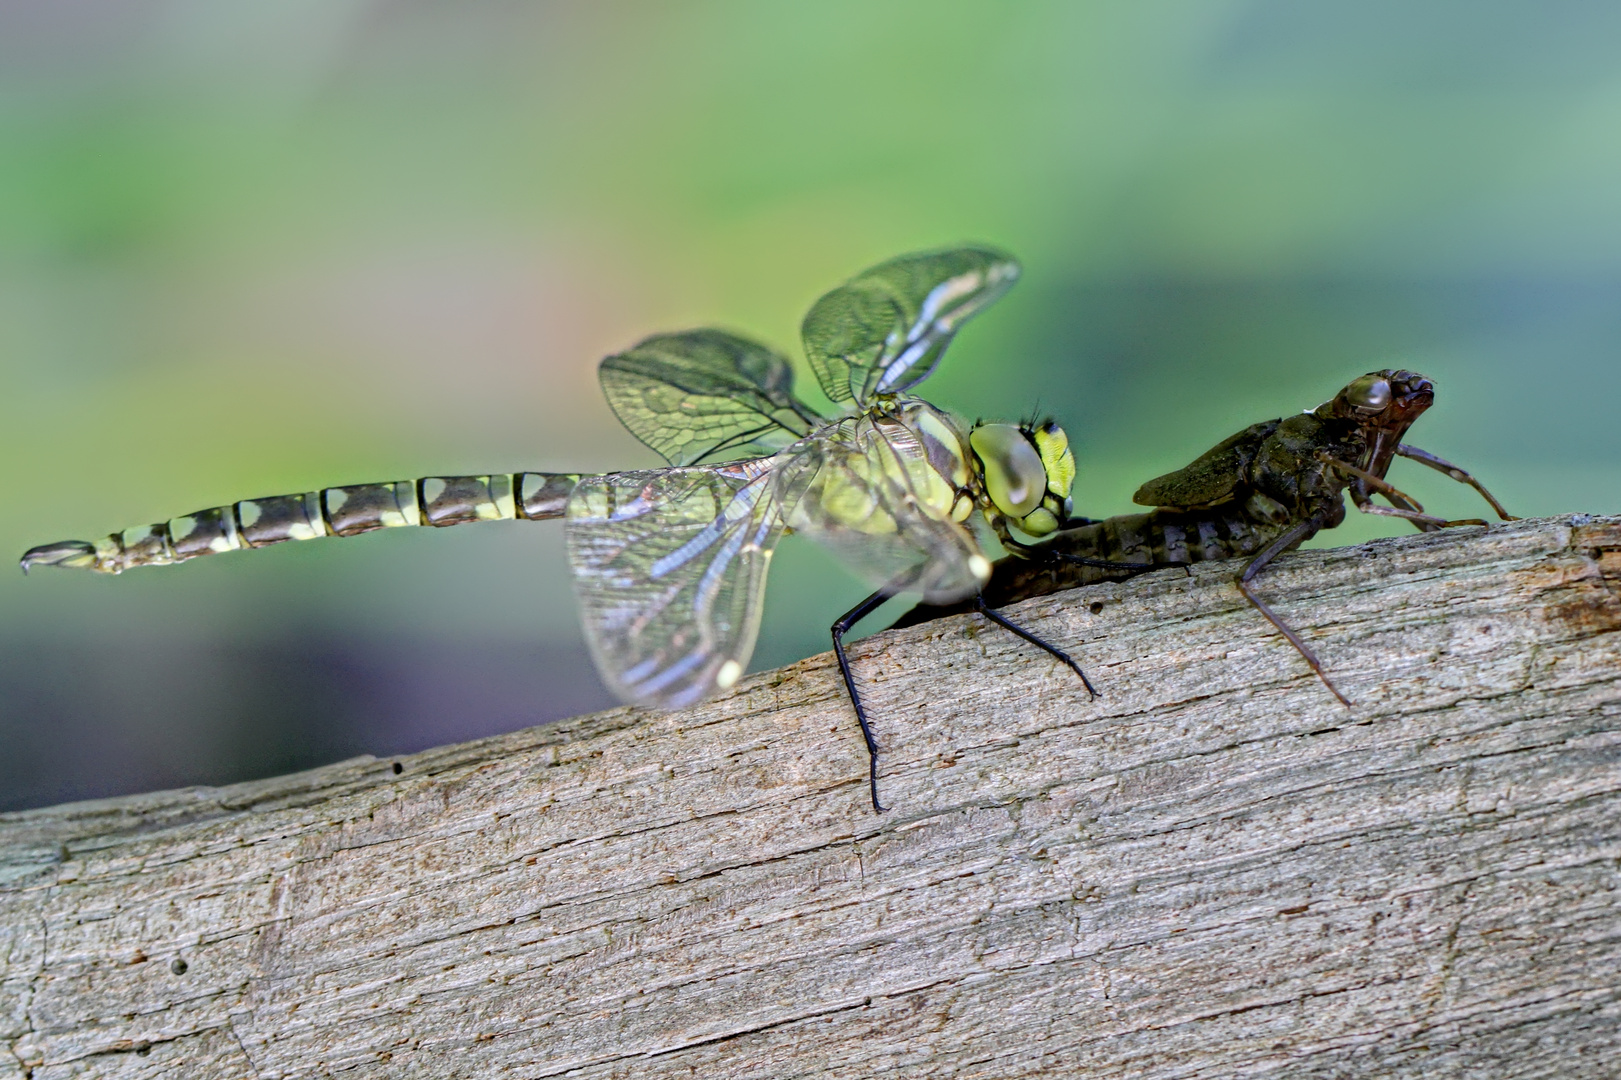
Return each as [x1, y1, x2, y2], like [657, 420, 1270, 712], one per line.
[800, 246, 1020, 406]
[599, 329, 825, 467]
[566, 459, 787, 708]
[776, 414, 989, 603]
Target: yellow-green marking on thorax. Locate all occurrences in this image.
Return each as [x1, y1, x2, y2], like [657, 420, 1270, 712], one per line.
[790, 402, 974, 538]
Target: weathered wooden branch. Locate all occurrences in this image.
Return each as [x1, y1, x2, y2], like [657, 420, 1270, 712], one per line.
[3, 515, 1619, 1079]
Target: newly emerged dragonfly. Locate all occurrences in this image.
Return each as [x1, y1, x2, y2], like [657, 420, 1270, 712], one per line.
[21, 246, 1093, 812]
[898, 369, 1518, 704]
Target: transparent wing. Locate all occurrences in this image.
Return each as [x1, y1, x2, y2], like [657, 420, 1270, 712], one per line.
[566, 459, 787, 708]
[776, 416, 988, 603]
[800, 246, 1020, 406]
[599, 329, 825, 466]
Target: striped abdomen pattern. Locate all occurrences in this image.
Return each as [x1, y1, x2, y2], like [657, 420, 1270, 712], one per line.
[20, 473, 583, 575]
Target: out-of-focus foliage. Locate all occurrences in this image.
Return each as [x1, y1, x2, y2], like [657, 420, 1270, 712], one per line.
[4, 0, 1619, 809]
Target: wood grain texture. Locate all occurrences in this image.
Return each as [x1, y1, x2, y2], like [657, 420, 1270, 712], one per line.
[3, 514, 1619, 1079]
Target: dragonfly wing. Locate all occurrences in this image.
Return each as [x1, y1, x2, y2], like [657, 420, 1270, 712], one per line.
[600, 329, 824, 466]
[566, 460, 785, 708]
[776, 417, 988, 603]
[801, 246, 1020, 406]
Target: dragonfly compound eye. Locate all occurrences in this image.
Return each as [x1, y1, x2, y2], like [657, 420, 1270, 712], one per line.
[970, 423, 1046, 520]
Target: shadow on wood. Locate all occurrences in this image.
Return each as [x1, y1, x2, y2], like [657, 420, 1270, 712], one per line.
[3, 515, 1619, 1078]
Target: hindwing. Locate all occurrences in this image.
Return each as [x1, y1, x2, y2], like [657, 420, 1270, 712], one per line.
[600, 329, 823, 466]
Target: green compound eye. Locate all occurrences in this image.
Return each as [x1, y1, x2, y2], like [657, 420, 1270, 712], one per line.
[970, 424, 1046, 519]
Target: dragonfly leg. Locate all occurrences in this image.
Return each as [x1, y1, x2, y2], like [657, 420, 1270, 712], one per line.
[1237, 508, 1353, 708]
[831, 587, 898, 813]
[975, 596, 1099, 699]
[1395, 443, 1519, 521]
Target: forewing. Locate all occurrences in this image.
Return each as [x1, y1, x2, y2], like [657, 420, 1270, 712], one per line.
[599, 329, 824, 466]
[776, 418, 986, 603]
[566, 460, 785, 708]
[800, 246, 1020, 405]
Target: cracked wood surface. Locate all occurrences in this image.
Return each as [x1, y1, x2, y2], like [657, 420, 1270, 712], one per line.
[2, 514, 1619, 1079]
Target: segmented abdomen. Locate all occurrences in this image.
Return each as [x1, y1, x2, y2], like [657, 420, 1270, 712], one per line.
[892, 501, 1300, 627]
[20, 472, 583, 574]
[986, 504, 1297, 606]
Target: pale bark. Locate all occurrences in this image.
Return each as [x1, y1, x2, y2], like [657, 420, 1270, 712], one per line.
[3, 514, 1619, 1079]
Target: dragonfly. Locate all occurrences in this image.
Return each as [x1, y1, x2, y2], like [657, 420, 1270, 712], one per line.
[895, 369, 1518, 705]
[21, 246, 1095, 812]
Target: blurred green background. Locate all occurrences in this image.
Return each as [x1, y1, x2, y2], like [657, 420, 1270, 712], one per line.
[4, 1, 1619, 810]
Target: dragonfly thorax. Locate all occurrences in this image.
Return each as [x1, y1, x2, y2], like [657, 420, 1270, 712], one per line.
[796, 401, 975, 537]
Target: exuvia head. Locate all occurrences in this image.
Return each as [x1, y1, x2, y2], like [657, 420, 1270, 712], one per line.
[1317, 369, 1434, 425]
[1315, 368, 1435, 478]
[968, 419, 1075, 536]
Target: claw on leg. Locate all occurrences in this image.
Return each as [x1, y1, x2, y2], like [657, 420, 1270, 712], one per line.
[832, 588, 895, 814]
[974, 596, 1099, 699]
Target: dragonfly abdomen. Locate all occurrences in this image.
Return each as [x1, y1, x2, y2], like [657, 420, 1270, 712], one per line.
[19, 472, 584, 575]
[905, 501, 1301, 618]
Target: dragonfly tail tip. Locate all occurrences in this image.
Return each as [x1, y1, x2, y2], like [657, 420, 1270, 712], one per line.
[20, 540, 98, 575]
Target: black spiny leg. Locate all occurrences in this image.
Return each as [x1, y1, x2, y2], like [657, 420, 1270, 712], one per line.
[832, 587, 897, 813]
[836, 585, 1103, 813]
[975, 596, 1100, 699]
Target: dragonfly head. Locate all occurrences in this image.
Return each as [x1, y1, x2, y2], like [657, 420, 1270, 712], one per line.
[1316, 369, 1434, 478]
[969, 419, 1076, 537]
